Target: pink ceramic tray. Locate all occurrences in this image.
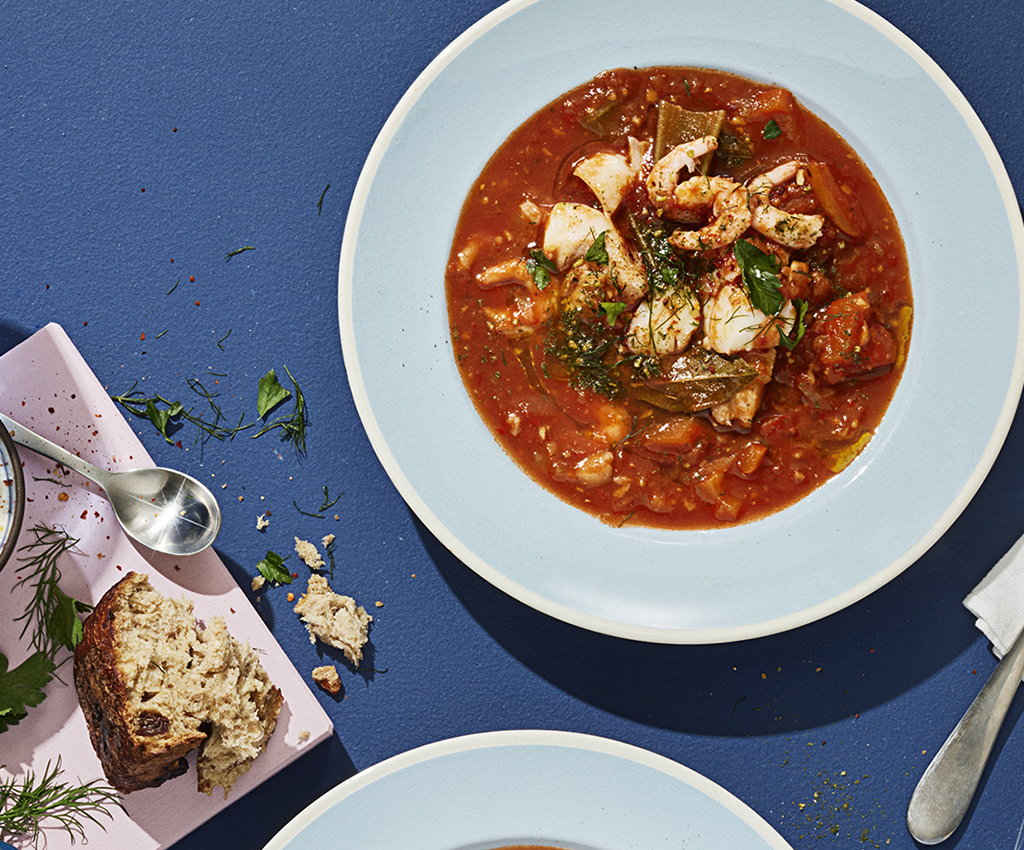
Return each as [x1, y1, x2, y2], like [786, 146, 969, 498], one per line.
[0, 324, 333, 849]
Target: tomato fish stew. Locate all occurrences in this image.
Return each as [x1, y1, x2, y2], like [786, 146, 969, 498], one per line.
[446, 67, 912, 528]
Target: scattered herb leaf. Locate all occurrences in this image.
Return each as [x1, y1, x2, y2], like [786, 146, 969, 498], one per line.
[0, 652, 55, 734]
[13, 526, 90, 663]
[252, 365, 308, 455]
[167, 278, 180, 295]
[111, 380, 251, 447]
[293, 485, 342, 519]
[763, 118, 782, 140]
[224, 246, 254, 261]
[255, 551, 292, 585]
[0, 756, 122, 842]
[257, 369, 292, 418]
[216, 329, 231, 350]
[317, 183, 331, 215]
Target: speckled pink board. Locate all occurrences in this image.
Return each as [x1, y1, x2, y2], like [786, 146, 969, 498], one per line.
[0, 323, 333, 848]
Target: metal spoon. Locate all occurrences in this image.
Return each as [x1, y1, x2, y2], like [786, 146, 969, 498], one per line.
[0, 412, 221, 556]
[906, 619, 1024, 843]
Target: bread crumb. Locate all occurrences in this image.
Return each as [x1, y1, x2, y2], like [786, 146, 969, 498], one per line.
[312, 665, 341, 694]
[286, 592, 294, 602]
[375, 601, 383, 608]
[321, 533, 335, 549]
[256, 514, 270, 531]
[297, 730, 310, 742]
[293, 575, 371, 664]
[251, 575, 266, 592]
[294, 537, 324, 570]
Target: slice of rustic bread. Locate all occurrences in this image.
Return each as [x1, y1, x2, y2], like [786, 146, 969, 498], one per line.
[73, 572, 282, 797]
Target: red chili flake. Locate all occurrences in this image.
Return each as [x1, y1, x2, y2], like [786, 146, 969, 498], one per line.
[195, 300, 200, 306]
[189, 275, 195, 282]
[229, 607, 236, 614]
[972, 669, 978, 675]
[116, 564, 123, 571]
[170, 258, 175, 263]
[140, 332, 146, 341]
[140, 187, 145, 192]
[291, 572, 298, 579]
[172, 127, 177, 132]
[57, 492, 69, 502]
[83, 321, 88, 326]
[176, 440, 183, 448]
[80, 510, 88, 519]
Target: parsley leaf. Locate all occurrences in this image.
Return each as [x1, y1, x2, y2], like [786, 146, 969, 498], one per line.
[0, 651, 55, 734]
[256, 550, 292, 585]
[763, 118, 782, 140]
[527, 249, 557, 290]
[584, 231, 609, 265]
[777, 299, 809, 351]
[734, 239, 784, 316]
[257, 369, 292, 418]
[599, 301, 627, 326]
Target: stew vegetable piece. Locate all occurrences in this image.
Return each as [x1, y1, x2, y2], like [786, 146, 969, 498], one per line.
[446, 67, 912, 528]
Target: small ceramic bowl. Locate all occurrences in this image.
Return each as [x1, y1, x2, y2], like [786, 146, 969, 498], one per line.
[0, 421, 25, 572]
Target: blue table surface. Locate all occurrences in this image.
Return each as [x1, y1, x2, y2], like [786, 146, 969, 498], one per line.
[3, 1, 1024, 847]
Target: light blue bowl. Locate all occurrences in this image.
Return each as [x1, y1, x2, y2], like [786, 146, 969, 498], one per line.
[339, 0, 1024, 643]
[265, 731, 792, 850]
[0, 419, 24, 572]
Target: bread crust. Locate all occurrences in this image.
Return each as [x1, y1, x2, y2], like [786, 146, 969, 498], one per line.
[74, 572, 204, 793]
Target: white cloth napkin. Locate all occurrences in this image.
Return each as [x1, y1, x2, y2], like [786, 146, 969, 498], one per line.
[964, 534, 1024, 659]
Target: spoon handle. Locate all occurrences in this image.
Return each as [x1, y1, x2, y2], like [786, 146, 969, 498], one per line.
[0, 412, 112, 488]
[906, 620, 1024, 844]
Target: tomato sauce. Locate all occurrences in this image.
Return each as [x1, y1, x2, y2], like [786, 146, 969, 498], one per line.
[446, 67, 912, 528]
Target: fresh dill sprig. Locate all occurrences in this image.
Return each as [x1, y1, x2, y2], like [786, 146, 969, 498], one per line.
[293, 485, 341, 519]
[224, 246, 254, 261]
[111, 379, 252, 447]
[13, 526, 90, 664]
[252, 365, 308, 455]
[0, 757, 122, 843]
[317, 183, 331, 215]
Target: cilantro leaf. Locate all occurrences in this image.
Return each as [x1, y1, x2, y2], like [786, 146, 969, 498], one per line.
[584, 231, 609, 265]
[0, 651, 55, 733]
[763, 118, 782, 140]
[599, 301, 627, 326]
[734, 239, 784, 316]
[527, 249, 557, 290]
[256, 550, 292, 585]
[257, 369, 292, 418]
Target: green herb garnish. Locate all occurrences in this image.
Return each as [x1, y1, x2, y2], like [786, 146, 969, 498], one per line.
[111, 380, 252, 446]
[763, 118, 782, 140]
[252, 365, 308, 455]
[256, 369, 292, 418]
[0, 652, 54, 734]
[1, 526, 90, 733]
[598, 301, 627, 326]
[584, 231, 609, 265]
[0, 757, 122, 842]
[776, 298, 809, 351]
[317, 182, 331, 215]
[224, 246, 254, 261]
[13, 526, 90, 663]
[526, 249, 557, 290]
[256, 550, 292, 585]
[733, 239, 784, 316]
[293, 485, 342, 519]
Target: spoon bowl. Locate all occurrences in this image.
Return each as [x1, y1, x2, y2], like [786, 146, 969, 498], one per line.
[0, 412, 221, 556]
